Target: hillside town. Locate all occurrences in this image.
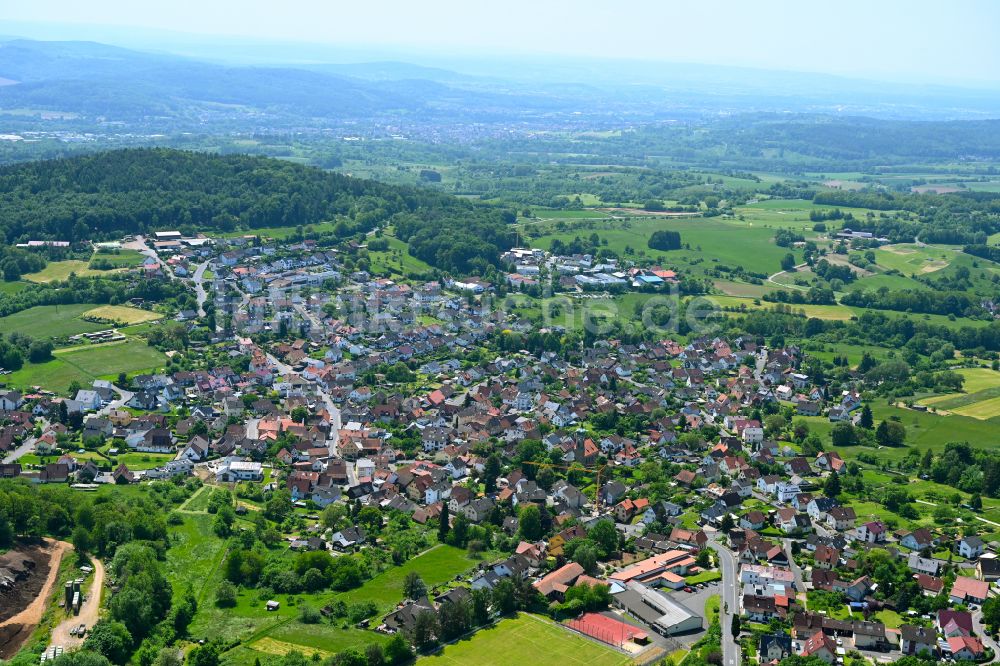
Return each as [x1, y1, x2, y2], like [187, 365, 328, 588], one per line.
[3, 231, 1000, 666]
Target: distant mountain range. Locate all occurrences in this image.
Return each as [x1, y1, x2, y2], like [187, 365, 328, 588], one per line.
[1, 36, 999, 133]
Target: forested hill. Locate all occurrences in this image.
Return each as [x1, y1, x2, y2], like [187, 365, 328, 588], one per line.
[0, 148, 517, 274]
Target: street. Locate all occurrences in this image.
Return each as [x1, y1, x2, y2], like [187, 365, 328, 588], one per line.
[709, 538, 741, 666]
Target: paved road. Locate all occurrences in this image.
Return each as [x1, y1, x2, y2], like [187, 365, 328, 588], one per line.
[3, 434, 37, 464]
[973, 609, 1000, 664]
[709, 538, 741, 666]
[192, 261, 210, 318]
[267, 352, 340, 454]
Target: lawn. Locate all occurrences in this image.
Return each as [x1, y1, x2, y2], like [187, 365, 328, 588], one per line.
[4, 339, 166, 392]
[0, 303, 106, 338]
[685, 571, 722, 584]
[81, 305, 163, 325]
[419, 613, 631, 666]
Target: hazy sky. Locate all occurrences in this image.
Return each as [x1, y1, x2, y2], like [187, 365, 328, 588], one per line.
[5, 0, 1000, 84]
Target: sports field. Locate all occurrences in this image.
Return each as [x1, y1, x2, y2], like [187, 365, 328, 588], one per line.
[419, 614, 631, 666]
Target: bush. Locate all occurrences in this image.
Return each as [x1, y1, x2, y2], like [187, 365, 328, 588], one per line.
[298, 605, 321, 624]
[215, 580, 237, 608]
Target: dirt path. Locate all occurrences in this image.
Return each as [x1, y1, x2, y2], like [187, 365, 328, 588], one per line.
[49, 557, 104, 649]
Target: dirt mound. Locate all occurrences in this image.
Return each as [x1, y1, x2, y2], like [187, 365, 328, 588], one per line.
[0, 545, 51, 624]
[0, 623, 32, 660]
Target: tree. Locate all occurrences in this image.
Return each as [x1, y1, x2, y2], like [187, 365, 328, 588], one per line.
[588, 519, 619, 558]
[438, 503, 450, 542]
[824, 473, 842, 498]
[492, 579, 517, 616]
[877, 420, 907, 447]
[471, 587, 491, 626]
[731, 614, 742, 639]
[970, 494, 983, 511]
[518, 504, 542, 541]
[571, 541, 600, 574]
[831, 422, 858, 447]
[187, 642, 220, 666]
[719, 513, 734, 533]
[364, 644, 386, 666]
[859, 405, 874, 429]
[83, 620, 132, 664]
[780, 253, 796, 271]
[384, 634, 413, 665]
[648, 230, 681, 251]
[403, 572, 427, 600]
[290, 406, 308, 423]
[483, 455, 501, 493]
[410, 609, 439, 651]
[215, 580, 237, 607]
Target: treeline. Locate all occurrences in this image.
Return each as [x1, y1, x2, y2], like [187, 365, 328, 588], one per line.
[0, 274, 190, 318]
[841, 288, 981, 317]
[727, 308, 1000, 355]
[0, 149, 516, 276]
[964, 244, 1000, 264]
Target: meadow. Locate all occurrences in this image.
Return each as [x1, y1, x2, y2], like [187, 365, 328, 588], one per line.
[418, 613, 631, 666]
[3, 339, 166, 392]
[0, 303, 107, 338]
[82, 305, 163, 325]
[367, 235, 435, 277]
[22, 260, 126, 283]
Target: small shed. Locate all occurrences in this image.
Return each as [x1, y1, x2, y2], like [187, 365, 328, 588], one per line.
[266, 600, 280, 611]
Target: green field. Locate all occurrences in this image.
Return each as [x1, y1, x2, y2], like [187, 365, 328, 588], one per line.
[531, 215, 797, 278]
[919, 367, 1000, 414]
[0, 281, 29, 296]
[4, 339, 166, 392]
[419, 614, 631, 666]
[22, 259, 126, 282]
[335, 544, 477, 613]
[82, 305, 163, 325]
[874, 244, 953, 275]
[0, 303, 107, 338]
[367, 235, 435, 276]
[90, 250, 145, 268]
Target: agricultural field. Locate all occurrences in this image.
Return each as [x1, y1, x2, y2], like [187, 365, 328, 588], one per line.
[918, 367, 1000, 416]
[82, 305, 163, 325]
[418, 614, 632, 666]
[0, 281, 29, 296]
[3, 339, 166, 392]
[0, 303, 107, 338]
